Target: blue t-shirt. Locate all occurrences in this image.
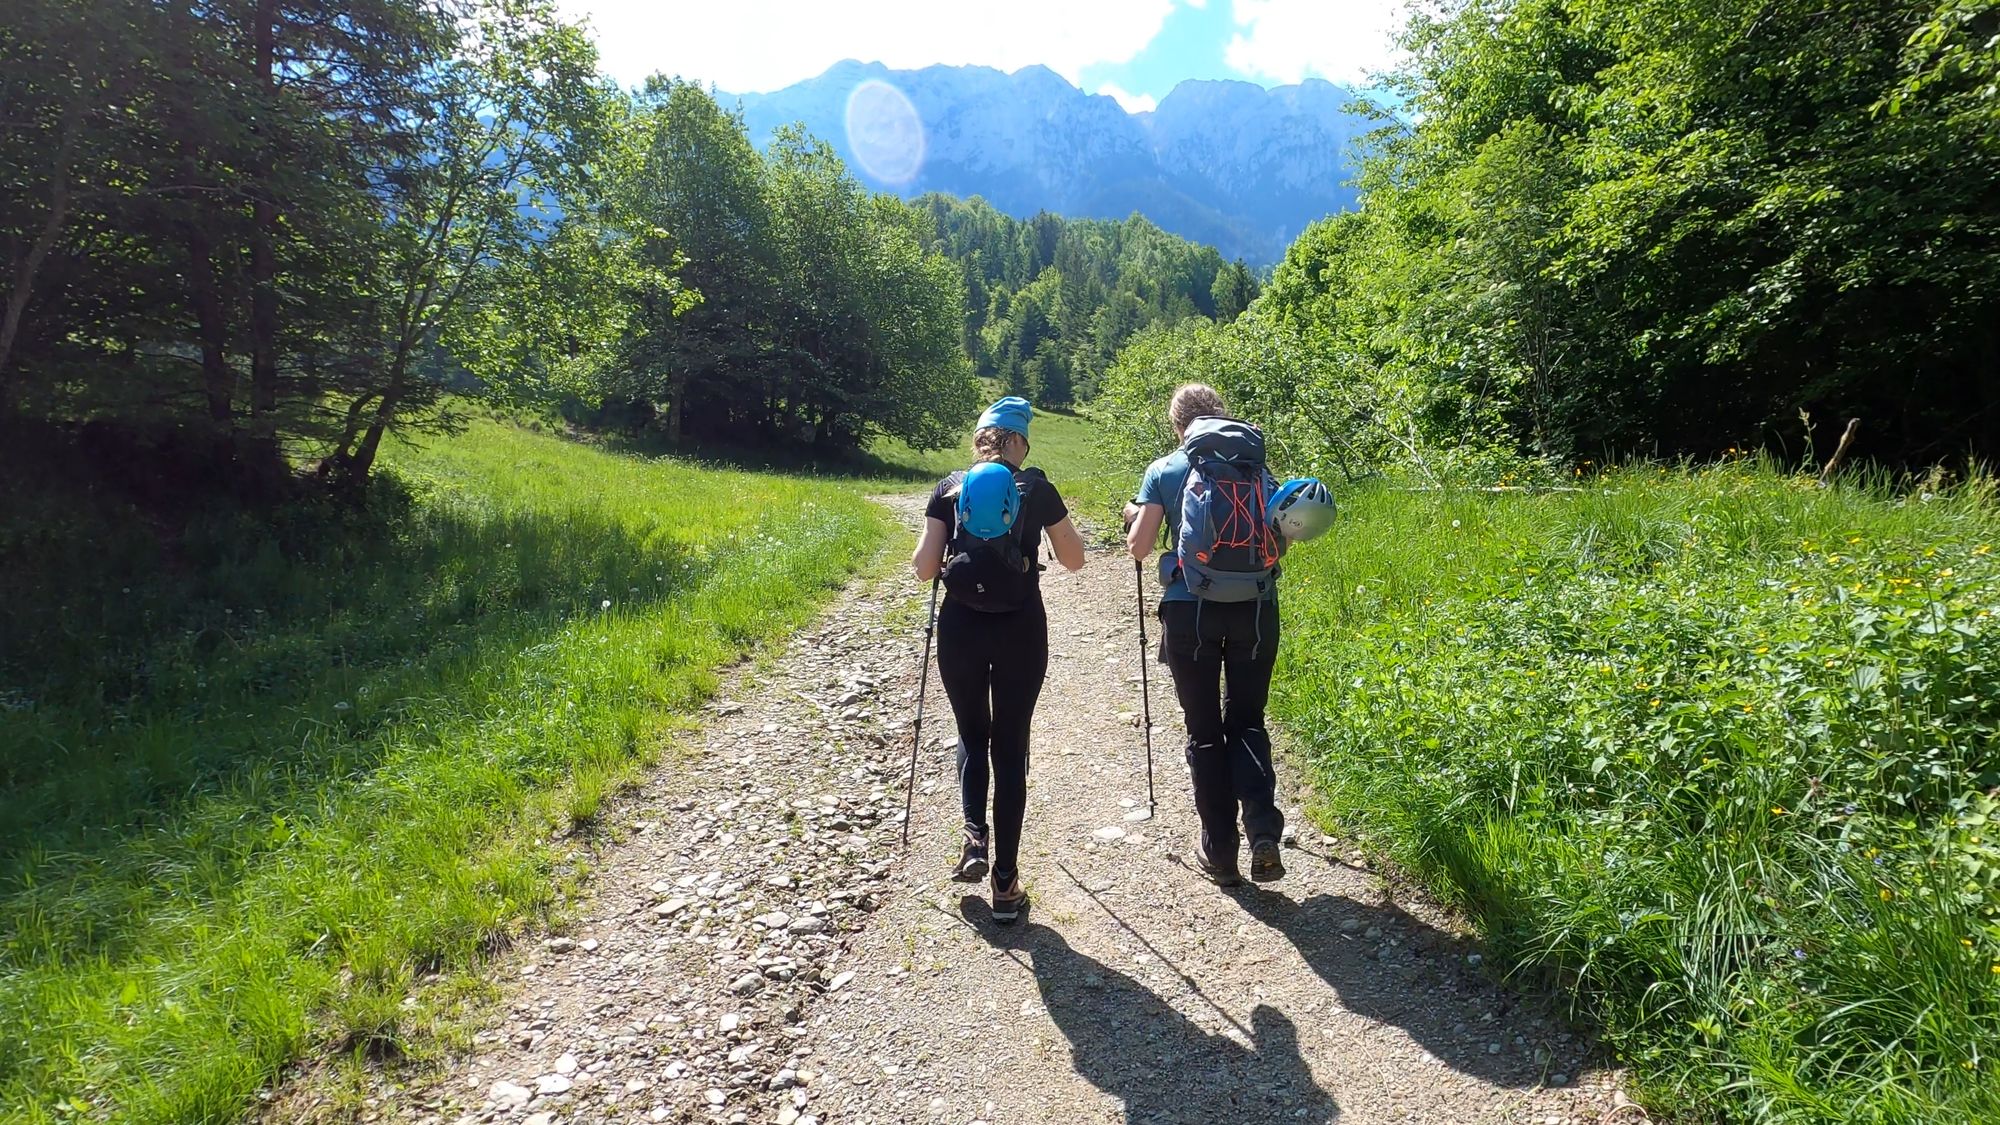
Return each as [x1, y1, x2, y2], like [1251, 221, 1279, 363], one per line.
[1136, 450, 1282, 603]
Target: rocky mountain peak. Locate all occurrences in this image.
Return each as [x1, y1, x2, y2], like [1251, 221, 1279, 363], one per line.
[730, 63, 1378, 263]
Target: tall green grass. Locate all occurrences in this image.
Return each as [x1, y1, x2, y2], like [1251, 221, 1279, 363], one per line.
[1276, 463, 2000, 1121]
[0, 419, 885, 1123]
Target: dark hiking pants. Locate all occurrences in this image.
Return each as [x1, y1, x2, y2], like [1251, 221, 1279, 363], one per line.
[1159, 598, 1283, 870]
[937, 596, 1048, 881]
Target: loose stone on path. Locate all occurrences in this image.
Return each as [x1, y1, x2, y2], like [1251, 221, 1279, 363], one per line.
[344, 494, 1618, 1125]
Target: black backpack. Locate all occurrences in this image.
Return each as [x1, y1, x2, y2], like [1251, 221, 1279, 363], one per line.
[940, 468, 1043, 612]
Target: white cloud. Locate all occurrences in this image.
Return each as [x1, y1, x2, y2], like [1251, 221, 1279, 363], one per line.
[565, 0, 1176, 93]
[1224, 0, 1407, 87]
[1095, 82, 1158, 114]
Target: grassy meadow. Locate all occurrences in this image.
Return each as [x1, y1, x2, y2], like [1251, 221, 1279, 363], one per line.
[0, 419, 887, 1123]
[1276, 464, 2000, 1122]
[871, 406, 1125, 531]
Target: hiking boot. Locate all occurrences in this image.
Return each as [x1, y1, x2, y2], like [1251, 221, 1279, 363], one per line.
[951, 825, 989, 883]
[1250, 838, 1286, 883]
[990, 871, 1028, 924]
[1196, 840, 1243, 887]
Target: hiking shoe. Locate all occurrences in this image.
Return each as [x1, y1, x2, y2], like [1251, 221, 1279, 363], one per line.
[991, 871, 1028, 924]
[1250, 838, 1286, 883]
[1196, 840, 1243, 887]
[951, 825, 989, 883]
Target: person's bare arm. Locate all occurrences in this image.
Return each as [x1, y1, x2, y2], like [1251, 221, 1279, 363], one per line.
[1045, 516, 1086, 572]
[913, 516, 949, 582]
[1126, 503, 1165, 561]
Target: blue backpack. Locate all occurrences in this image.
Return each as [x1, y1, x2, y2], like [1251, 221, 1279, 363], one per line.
[1175, 418, 1279, 602]
[940, 463, 1038, 612]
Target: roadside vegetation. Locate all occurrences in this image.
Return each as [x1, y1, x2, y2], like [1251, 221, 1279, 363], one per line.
[1088, 0, 2000, 1111]
[8, 0, 1998, 1118]
[0, 419, 884, 1123]
[1274, 465, 1999, 1121]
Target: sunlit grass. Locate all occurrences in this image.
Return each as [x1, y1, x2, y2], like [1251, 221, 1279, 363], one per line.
[1275, 461, 2000, 1122]
[872, 407, 1124, 529]
[0, 419, 886, 1123]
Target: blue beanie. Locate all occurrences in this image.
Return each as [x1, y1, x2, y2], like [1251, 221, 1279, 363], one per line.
[977, 396, 1032, 437]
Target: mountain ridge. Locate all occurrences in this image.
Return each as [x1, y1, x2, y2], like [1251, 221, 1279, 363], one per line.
[728, 61, 1378, 264]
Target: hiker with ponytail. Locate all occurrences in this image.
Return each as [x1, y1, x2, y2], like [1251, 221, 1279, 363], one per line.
[911, 396, 1086, 922]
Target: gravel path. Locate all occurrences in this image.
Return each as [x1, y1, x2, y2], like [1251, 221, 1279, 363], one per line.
[371, 495, 1631, 1125]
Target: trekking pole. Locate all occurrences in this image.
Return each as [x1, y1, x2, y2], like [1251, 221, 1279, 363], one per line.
[1133, 559, 1156, 815]
[902, 576, 942, 848]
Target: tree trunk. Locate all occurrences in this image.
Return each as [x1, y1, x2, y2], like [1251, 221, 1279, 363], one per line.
[340, 370, 405, 488]
[0, 48, 92, 403]
[347, 396, 398, 484]
[168, 11, 231, 425]
[185, 225, 234, 423]
[247, 0, 280, 430]
[318, 390, 378, 475]
[666, 371, 686, 444]
[1970, 324, 2000, 465]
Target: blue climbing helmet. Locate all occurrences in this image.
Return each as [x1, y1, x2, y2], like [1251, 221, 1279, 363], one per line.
[1267, 477, 1336, 542]
[956, 461, 1021, 538]
[942, 461, 1033, 612]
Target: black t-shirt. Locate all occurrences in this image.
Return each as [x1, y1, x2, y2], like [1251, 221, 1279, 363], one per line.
[926, 465, 1069, 577]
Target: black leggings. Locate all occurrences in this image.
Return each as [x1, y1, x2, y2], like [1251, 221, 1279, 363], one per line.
[936, 595, 1048, 880]
[1159, 599, 1283, 862]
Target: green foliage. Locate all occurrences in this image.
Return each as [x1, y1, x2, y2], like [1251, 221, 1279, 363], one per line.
[0, 419, 885, 1122]
[0, 0, 608, 487]
[1094, 310, 1436, 486]
[571, 83, 977, 453]
[5, 0, 982, 477]
[1279, 465, 2000, 1120]
[917, 195, 1255, 406]
[1193, 0, 2000, 472]
[324, 0, 607, 484]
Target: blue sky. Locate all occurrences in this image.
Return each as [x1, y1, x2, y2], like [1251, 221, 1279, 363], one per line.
[1081, 0, 1405, 112]
[1081, 0, 1243, 112]
[566, 0, 1408, 109]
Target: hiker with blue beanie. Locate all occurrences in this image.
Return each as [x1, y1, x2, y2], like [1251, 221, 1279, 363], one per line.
[912, 396, 1086, 922]
[1123, 383, 1333, 887]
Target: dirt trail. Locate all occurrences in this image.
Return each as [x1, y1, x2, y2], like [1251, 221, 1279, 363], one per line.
[369, 495, 1627, 1125]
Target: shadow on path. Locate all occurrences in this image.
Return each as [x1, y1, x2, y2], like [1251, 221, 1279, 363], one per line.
[1231, 887, 1568, 1088]
[964, 904, 1341, 1125]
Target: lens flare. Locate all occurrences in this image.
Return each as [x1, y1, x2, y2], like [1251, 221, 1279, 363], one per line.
[844, 79, 925, 185]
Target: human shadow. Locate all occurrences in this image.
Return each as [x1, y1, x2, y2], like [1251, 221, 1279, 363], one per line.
[1230, 887, 1581, 1088]
[970, 912, 1341, 1125]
